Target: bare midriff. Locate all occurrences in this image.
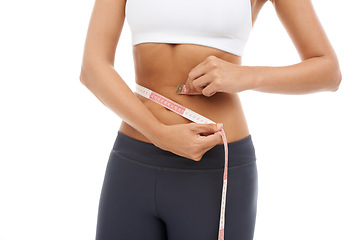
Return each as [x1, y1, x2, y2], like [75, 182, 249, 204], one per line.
[119, 42, 251, 144]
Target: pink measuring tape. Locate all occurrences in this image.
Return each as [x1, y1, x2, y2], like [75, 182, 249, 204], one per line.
[135, 83, 229, 240]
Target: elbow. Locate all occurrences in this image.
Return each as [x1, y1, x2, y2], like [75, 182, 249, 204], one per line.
[79, 70, 84, 85]
[330, 70, 342, 92]
[79, 64, 91, 87]
[330, 65, 342, 92]
[324, 56, 342, 92]
[79, 61, 110, 86]
[79, 65, 87, 86]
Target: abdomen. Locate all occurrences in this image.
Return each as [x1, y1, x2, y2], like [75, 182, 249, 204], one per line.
[119, 43, 250, 144]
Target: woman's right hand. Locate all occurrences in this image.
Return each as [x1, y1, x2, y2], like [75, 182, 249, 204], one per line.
[150, 122, 224, 161]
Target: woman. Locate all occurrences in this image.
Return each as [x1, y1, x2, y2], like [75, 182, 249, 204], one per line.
[80, 0, 341, 239]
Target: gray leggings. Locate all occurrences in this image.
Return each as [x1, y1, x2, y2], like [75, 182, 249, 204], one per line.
[95, 131, 258, 240]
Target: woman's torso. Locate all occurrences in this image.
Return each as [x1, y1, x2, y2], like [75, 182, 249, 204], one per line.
[119, 0, 263, 144]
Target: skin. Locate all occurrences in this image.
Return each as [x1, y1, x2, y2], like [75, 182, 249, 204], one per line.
[80, 0, 341, 161]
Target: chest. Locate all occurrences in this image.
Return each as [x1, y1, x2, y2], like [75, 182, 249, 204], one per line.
[125, 0, 252, 37]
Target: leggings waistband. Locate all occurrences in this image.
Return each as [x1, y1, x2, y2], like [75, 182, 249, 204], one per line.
[111, 131, 256, 170]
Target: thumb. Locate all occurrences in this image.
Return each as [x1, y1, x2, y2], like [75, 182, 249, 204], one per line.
[199, 131, 224, 150]
[194, 123, 223, 134]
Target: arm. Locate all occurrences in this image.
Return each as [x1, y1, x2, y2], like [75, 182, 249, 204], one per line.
[79, 0, 163, 141]
[250, 0, 342, 94]
[79, 0, 223, 161]
[183, 0, 342, 96]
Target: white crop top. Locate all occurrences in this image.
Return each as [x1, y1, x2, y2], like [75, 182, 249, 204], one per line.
[125, 0, 253, 57]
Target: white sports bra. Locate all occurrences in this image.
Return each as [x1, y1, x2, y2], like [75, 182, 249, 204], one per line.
[125, 0, 253, 57]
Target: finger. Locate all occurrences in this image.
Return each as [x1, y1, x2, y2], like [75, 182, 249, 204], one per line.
[199, 131, 224, 150]
[192, 75, 212, 93]
[188, 59, 208, 81]
[187, 76, 196, 93]
[193, 123, 223, 134]
[202, 82, 218, 97]
[182, 81, 203, 95]
[187, 59, 213, 92]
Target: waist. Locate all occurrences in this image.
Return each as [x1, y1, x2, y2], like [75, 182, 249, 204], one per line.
[120, 80, 250, 143]
[112, 131, 256, 170]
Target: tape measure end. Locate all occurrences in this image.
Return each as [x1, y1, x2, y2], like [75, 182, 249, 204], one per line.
[176, 83, 185, 94]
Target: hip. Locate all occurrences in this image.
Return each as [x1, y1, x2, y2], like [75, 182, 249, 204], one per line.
[111, 131, 256, 170]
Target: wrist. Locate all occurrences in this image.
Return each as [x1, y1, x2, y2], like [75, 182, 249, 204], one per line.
[145, 121, 169, 146]
[242, 66, 266, 91]
[233, 66, 260, 92]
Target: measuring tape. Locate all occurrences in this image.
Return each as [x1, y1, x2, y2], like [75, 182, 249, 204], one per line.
[135, 83, 229, 240]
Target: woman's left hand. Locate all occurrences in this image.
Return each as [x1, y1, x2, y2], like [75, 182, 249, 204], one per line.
[182, 55, 255, 97]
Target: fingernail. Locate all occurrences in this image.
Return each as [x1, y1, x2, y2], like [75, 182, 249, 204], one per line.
[217, 123, 223, 129]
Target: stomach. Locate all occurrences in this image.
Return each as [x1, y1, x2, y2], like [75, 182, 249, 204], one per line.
[119, 42, 250, 144]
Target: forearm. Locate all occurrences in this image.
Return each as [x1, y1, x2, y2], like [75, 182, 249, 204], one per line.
[246, 56, 342, 94]
[79, 62, 164, 140]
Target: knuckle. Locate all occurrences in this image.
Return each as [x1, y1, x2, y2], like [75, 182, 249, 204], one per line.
[188, 122, 196, 128]
[212, 69, 220, 77]
[189, 123, 197, 131]
[194, 151, 203, 161]
[189, 149, 201, 161]
[207, 55, 216, 61]
[188, 72, 194, 80]
[213, 79, 221, 88]
[208, 60, 217, 68]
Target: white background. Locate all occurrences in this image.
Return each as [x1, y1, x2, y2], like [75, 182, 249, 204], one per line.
[0, 0, 359, 239]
